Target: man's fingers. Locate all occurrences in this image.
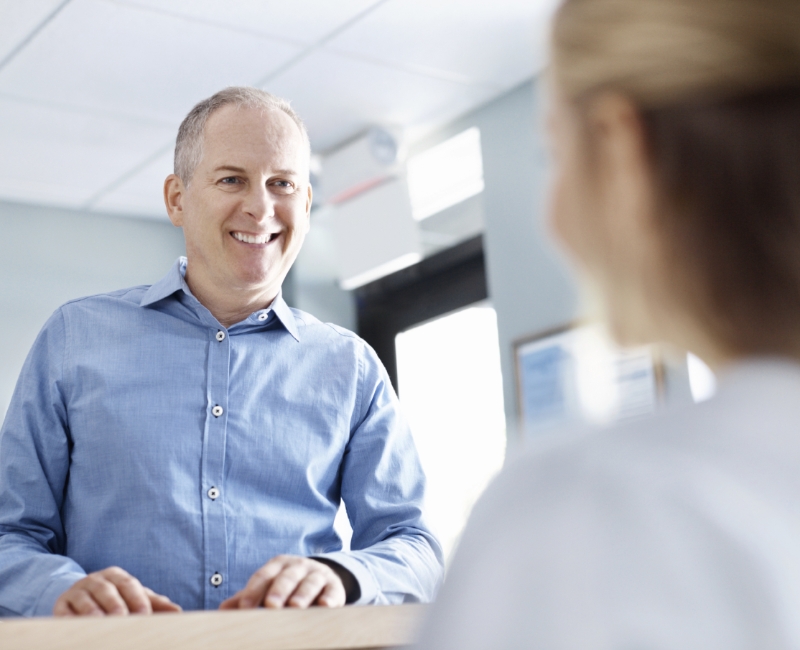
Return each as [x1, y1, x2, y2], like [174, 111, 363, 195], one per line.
[226, 556, 349, 611]
[149, 595, 182, 612]
[219, 593, 241, 610]
[286, 571, 329, 609]
[264, 563, 312, 608]
[52, 567, 176, 617]
[145, 588, 182, 613]
[238, 559, 289, 608]
[315, 579, 347, 608]
[52, 577, 119, 617]
[105, 570, 151, 614]
[83, 576, 130, 614]
[65, 589, 106, 616]
[53, 597, 74, 617]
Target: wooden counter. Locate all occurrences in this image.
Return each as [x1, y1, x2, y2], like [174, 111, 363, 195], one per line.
[0, 604, 425, 650]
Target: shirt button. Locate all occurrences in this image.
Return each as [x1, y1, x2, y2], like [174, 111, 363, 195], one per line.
[210, 572, 223, 587]
[207, 486, 220, 500]
[215, 331, 225, 342]
[212, 405, 223, 417]
[257, 313, 268, 321]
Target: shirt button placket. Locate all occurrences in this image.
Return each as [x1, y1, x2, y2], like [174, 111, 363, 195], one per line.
[203, 327, 230, 609]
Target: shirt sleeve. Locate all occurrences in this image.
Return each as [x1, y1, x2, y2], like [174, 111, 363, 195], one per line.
[0, 309, 86, 617]
[314, 341, 444, 605]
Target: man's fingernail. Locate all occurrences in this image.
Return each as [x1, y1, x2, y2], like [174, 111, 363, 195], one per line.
[239, 598, 252, 608]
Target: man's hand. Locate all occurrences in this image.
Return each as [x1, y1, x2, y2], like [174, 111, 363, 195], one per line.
[219, 556, 350, 610]
[53, 566, 182, 616]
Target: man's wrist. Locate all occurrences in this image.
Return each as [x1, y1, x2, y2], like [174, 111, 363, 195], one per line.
[36, 572, 85, 617]
[313, 557, 360, 604]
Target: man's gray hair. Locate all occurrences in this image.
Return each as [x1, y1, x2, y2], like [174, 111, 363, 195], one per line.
[174, 86, 310, 184]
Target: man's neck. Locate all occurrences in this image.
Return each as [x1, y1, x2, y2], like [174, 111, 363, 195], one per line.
[184, 268, 278, 329]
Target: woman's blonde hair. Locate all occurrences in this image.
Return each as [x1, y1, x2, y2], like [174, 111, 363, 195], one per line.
[552, 0, 800, 107]
[552, 0, 800, 356]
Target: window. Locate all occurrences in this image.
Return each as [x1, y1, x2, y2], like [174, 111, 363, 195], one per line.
[395, 303, 506, 561]
[688, 352, 716, 403]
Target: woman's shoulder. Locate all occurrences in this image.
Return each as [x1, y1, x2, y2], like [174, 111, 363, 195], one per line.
[424, 359, 800, 650]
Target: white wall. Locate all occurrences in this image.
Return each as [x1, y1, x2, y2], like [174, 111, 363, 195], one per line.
[0, 200, 185, 419]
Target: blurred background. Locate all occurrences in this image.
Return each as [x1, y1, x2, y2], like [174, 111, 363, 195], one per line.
[0, 0, 713, 561]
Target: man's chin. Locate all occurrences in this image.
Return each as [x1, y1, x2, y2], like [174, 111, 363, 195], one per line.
[231, 267, 285, 296]
[228, 250, 298, 295]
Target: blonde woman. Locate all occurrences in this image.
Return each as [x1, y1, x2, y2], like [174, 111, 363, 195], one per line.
[418, 0, 800, 647]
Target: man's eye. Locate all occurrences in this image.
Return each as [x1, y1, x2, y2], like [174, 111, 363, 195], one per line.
[272, 180, 296, 192]
[220, 177, 240, 184]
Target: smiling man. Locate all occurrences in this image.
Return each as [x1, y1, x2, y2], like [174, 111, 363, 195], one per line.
[0, 87, 443, 617]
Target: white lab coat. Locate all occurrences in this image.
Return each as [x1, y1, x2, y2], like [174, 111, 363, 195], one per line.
[417, 359, 800, 649]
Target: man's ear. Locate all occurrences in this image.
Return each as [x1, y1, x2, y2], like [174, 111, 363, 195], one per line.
[304, 184, 313, 234]
[164, 174, 186, 227]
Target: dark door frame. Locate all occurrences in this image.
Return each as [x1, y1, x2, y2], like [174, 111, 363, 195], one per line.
[355, 235, 488, 392]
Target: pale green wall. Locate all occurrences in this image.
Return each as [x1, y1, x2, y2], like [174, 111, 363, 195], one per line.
[0, 201, 185, 418]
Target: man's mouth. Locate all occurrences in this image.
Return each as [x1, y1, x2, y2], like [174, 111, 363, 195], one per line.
[231, 231, 280, 245]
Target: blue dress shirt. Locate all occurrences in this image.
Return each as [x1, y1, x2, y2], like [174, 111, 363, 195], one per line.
[0, 258, 443, 617]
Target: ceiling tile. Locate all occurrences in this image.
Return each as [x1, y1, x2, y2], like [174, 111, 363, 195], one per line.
[0, 0, 303, 123]
[0, 95, 175, 208]
[0, 0, 65, 63]
[112, 0, 381, 46]
[0, 0, 551, 218]
[327, 0, 559, 88]
[92, 148, 174, 219]
[266, 50, 498, 153]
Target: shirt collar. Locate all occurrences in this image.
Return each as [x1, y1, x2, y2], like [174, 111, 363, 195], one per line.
[140, 257, 187, 307]
[270, 294, 300, 342]
[140, 257, 301, 341]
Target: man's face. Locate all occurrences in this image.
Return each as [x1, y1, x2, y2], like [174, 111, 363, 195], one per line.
[170, 104, 312, 300]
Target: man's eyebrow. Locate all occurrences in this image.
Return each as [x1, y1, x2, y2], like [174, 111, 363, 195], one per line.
[213, 165, 247, 174]
[212, 166, 299, 176]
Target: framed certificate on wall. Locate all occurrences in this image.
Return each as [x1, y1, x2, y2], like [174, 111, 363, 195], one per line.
[514, 323, 662, 436]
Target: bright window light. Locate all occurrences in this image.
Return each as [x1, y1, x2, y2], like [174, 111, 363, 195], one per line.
[406, 127, 485, 221]
[688, 352, 717, 403]
[395, 304, 506, 562]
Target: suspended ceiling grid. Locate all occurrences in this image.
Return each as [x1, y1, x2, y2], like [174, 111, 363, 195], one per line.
[0, 0, 558, 219]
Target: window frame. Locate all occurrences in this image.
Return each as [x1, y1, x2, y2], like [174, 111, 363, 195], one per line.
[355, 235, 488, 392]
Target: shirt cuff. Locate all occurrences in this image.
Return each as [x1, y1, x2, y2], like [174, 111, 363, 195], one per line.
[33, 572, 85, 617]
[311, 551, 378, 605]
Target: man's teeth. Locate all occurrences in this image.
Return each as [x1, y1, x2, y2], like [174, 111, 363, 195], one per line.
[233, 232, 274, 244]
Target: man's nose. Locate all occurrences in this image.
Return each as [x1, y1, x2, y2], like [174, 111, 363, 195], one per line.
[242, 183, 275, 221]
